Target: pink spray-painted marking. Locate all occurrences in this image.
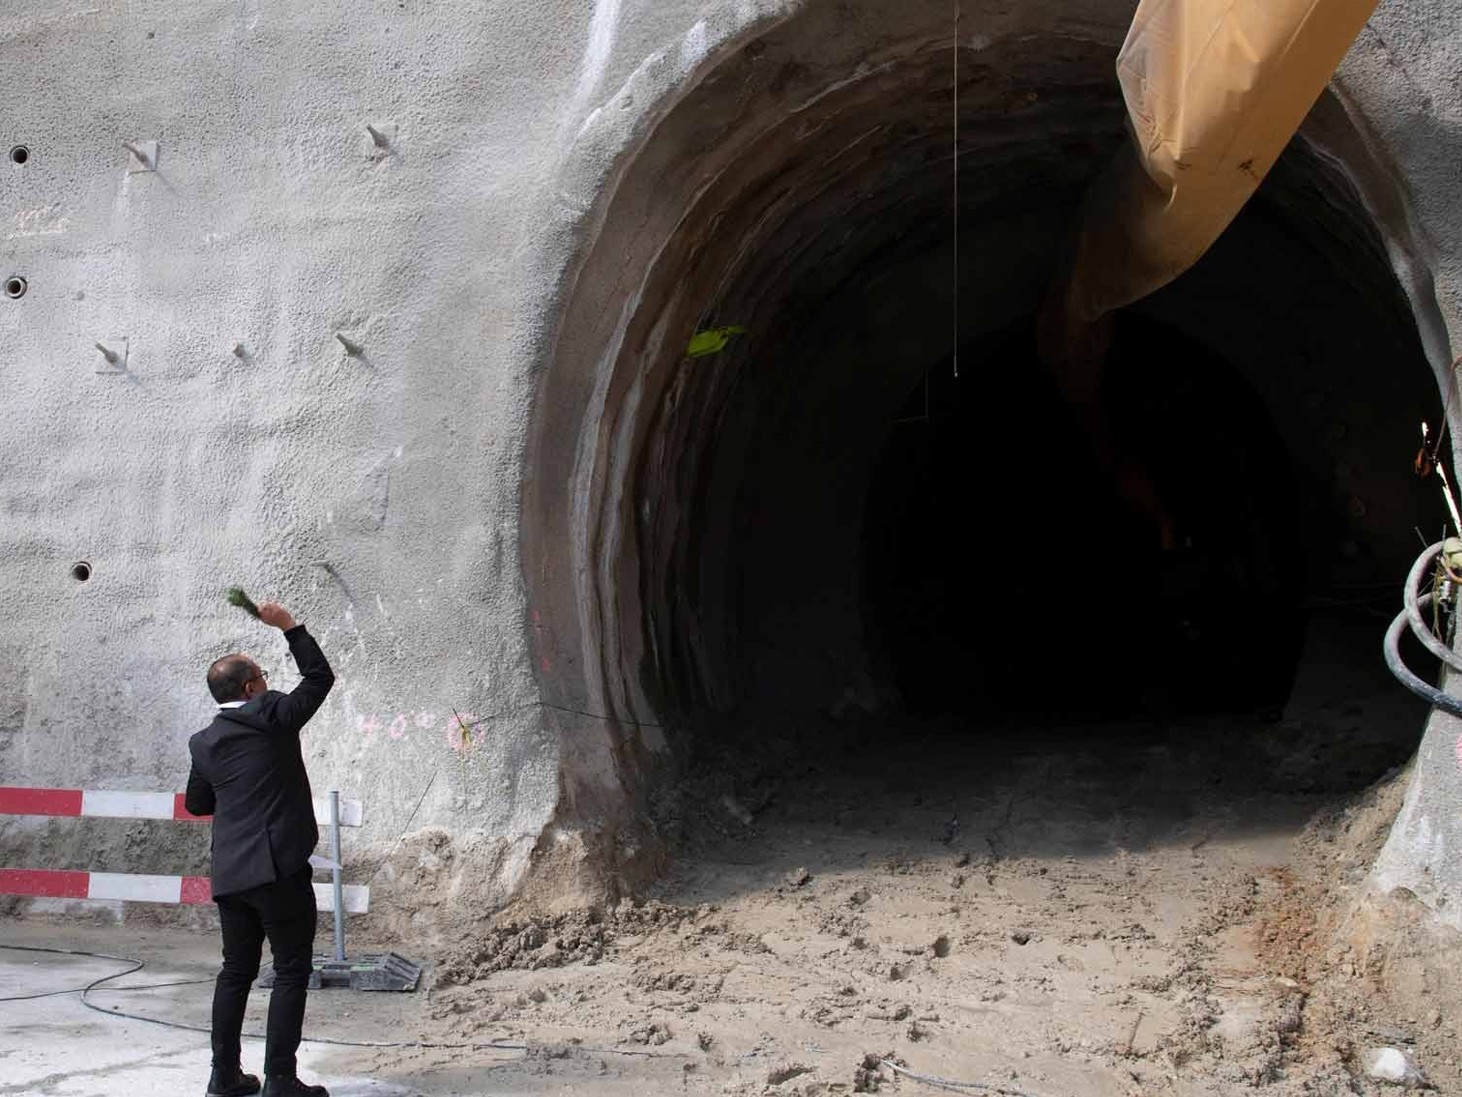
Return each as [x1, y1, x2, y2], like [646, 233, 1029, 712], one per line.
[1455, 733, 1462, 775]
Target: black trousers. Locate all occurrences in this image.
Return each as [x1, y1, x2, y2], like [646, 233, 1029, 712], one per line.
[211, 864, 317, 1077]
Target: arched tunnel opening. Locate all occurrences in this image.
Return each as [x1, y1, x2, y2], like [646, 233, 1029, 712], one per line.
[526, 6, 1449, 868]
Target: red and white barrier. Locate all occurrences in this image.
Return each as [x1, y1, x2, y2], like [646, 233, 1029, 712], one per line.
[0, 868, 368, 912]
[0, 868, 214, 904]
[0, 786, 363, 827]
[0, 787, 369, 915]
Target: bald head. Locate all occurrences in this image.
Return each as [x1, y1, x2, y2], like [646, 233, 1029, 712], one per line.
[208, 653, 261, 703]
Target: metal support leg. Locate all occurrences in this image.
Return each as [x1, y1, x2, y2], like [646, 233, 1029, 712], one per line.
[260, 789, 420, 991]
[329, 789, 345, 963]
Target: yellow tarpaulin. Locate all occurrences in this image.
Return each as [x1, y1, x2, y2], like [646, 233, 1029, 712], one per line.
[1041, 0, 1378, 387]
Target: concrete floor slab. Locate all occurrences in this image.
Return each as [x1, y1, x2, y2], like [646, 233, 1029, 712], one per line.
[1, 924, 424, 1097]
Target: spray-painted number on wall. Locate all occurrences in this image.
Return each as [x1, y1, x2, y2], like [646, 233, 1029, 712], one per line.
[356, 711, 485, 754]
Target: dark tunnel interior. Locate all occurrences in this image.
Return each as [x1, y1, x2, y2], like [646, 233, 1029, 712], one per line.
[525, 8, 1451, 815]
[863, 314, 1306, 723]
[689, 159, 1445, 737]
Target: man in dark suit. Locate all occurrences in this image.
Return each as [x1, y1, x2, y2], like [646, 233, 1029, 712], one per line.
[186, 600, 335, 1097]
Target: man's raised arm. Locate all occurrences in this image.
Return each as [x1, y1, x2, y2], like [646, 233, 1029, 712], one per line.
[257, 602, 335, 735]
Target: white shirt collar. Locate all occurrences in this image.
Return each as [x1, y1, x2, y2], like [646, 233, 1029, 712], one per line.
[218, 700, 248, 709]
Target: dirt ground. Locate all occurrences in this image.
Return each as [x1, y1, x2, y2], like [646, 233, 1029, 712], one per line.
[6, 697, 1459, 1096]
[357, 698, 1454, 1096]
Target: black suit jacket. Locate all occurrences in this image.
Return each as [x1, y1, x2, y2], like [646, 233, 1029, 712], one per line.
[185, 625, 335, 897]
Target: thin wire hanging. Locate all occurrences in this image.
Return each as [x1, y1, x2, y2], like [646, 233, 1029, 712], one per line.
[952, 1, 960, 381]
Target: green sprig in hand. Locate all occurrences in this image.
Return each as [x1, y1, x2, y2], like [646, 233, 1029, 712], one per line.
[225, 586, 262, 619]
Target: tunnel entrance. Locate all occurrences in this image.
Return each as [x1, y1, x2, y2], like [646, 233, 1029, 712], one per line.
[864, 314, 1305, 722]
[525, 3, 1450, 853]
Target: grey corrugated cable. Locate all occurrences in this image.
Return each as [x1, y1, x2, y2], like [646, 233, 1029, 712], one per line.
[1384, 592, 1462, 718]
[1402, 542, 1462, 673]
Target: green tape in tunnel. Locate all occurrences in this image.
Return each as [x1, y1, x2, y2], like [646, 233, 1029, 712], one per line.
[686, 325, 746, 358]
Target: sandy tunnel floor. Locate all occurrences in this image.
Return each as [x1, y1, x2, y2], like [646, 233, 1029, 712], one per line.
[416, 697, 1452, 1095]
[3, 703, 1454, 1096]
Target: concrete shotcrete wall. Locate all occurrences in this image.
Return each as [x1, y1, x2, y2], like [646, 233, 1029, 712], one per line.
[1331, 0, 1462, 943]
[0, 0, 733, 933]
[3, 0, 1462, 941]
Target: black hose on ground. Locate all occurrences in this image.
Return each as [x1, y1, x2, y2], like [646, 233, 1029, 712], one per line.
[0, 943, 677, 1057]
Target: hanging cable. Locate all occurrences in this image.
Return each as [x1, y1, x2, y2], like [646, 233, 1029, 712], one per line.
[951, 1, 960, 380]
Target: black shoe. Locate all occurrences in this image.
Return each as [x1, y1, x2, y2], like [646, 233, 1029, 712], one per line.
[261, 1076, 329, 1097]
[206, 1067, 261, 1097]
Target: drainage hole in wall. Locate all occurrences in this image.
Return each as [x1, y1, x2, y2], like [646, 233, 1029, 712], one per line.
[71, 561, 92, 582]
[5, 277, 26, 299]
[9, 146, 28, 166]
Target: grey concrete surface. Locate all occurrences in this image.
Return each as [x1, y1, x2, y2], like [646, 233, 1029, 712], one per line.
[1332, 1, 1462, 933]
[2, 0, 1461, 937]
[0, 926, 417, 1096]
[0, 920, 697, 1097]
[1372, 703, 1462, 931]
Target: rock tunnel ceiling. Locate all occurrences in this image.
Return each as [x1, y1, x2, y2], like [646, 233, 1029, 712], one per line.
[524, 14, 1446, 775]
